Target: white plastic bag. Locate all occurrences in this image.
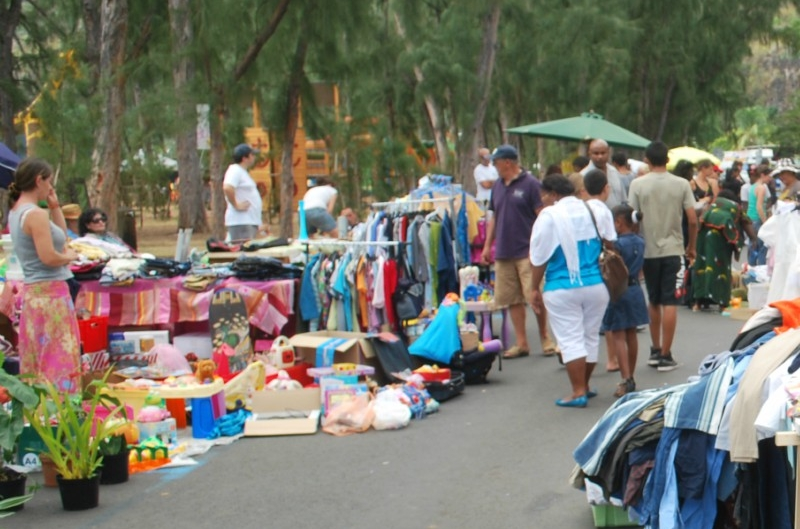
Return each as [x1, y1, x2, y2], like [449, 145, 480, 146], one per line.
[372, 399, 411, 431]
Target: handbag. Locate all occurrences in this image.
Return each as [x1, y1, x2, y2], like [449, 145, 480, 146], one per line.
[584, 203, 629, 303]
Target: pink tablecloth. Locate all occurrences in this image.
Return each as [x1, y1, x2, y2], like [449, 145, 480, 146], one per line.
[1, 277, 295, 335]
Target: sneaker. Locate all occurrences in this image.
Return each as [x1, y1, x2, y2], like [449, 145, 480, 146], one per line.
[648, 347, 662, 367]
[613, 378, 636, 398]
[656, 353, 679, 372]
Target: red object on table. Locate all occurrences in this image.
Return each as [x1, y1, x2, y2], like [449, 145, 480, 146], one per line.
[413, 368, 452, 382]
[265, 361, 314, 387]
[78, 316, 109, 353]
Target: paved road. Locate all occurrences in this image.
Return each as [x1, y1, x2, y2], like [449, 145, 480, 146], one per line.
[13, 307, 745, 529]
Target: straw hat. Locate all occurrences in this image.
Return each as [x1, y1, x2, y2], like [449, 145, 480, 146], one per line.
[61, 203, 81, 220]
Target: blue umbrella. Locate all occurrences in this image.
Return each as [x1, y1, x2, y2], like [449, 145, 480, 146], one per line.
[0, 141, 20, 189]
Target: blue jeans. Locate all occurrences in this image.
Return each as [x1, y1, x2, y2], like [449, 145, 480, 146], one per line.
[748, 219, 767, 266]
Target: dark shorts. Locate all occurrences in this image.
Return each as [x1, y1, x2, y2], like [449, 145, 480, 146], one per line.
[643, 256, 686, 306]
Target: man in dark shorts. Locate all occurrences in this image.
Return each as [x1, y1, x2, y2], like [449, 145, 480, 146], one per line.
[628, 141, 697, 372]
[481, 144, 557, 359]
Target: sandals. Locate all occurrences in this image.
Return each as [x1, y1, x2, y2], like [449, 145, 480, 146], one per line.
[541, 338, 560, 357]
[502, 346, 530, 359]
[613, 378, 636, 398]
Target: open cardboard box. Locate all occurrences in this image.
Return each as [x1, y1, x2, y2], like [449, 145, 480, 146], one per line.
[288, 331, 377, 368]
[243, 387, 321, 436]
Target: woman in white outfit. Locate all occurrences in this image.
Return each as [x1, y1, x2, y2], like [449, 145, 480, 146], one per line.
[529, 174, 615, 408]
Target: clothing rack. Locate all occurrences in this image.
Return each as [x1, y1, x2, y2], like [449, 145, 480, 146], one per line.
[303, 239, 402, 247]
[369, 197, 453, 209]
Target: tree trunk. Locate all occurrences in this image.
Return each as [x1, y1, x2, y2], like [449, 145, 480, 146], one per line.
[87, 0, 128, 231]
[456, 2, 501, 193]
[169, 0, 207, 232]
[0, 0, 22, 150]
[655, 74, 677, 141]
[391, 12, 449, 172]
[81, 0, 102, 93]
[209, 106, 226, 239]
[279, 31, 309, 239]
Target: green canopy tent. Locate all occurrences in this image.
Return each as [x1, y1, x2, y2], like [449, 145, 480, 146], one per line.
[507, 112, 650, 150]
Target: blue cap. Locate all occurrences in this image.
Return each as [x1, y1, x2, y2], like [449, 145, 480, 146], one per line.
[491, 144, 518, 161]
[233, 143, 259, 161]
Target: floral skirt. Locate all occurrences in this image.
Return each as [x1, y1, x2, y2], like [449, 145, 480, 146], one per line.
[19, 280, 81, 393]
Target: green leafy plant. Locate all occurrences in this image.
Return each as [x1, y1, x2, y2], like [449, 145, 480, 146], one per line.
[98, 434, 125, 457]
[0, 353, 39, 476]
[24, 372, 125, 480]
[0, 493, 34, 518]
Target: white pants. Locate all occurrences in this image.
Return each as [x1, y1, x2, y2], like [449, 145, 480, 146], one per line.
[543, 283, 609, 364]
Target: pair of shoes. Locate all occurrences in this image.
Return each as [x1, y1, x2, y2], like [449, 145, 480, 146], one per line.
[613, 378, 636, 398]
[586, 389, 598, 399]
[648, 347, 662, 367]
[541, 338, 559, 356]
[555, 395, 588, 408]
[502, 346, 530, 359]
[656, 353, 679, 372]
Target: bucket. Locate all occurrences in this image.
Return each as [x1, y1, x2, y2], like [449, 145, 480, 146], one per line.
[57, 474, 100, 511]
[78, 316, 109, 353]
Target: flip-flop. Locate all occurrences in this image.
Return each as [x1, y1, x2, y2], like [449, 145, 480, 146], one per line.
[606, 366, 620, 373]
[542, 348, 559, 357]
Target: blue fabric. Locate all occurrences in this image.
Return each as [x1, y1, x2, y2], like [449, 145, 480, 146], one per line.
[542, 238, 604, 291]
[664, 356, 733, 434]
[573, 386, 679, 476]
[680, 437, 726, 529]
[437, 212, 458, 301]
[299, 254, 321, 321]
[316, 338, 347, 367]
[332, 254, 352, 331]
[639, 427, 681, 528]
[409, 302, 461, 364]
[457, 191, 470, 266]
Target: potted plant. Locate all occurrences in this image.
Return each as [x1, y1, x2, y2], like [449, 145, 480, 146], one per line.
[0, 353, 39, 511]
[98, 433, 130, 485]
[24, 373, 125, 511]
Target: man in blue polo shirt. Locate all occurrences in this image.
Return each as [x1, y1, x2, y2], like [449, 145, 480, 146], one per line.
[481, 144, 557, 359]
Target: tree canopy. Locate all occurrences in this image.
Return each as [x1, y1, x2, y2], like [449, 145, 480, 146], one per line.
[2, 0, 799, 234]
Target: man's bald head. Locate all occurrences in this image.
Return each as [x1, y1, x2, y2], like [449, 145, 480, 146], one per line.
[478, 147, 491, 165]
[588, 139, 610, 171]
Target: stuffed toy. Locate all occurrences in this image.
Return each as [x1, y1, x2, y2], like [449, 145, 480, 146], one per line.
[195, 359, 217, 384]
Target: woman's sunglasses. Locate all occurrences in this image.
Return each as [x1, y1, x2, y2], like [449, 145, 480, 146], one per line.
[90, 216, 107, 223]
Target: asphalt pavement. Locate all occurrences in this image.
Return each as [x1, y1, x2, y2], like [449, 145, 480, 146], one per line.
[11, 306, 745, 529]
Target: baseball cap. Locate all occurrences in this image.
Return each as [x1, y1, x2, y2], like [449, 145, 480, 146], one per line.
[233, 143, 259, 160]
[712, 165, 722, 173]
[491, 144, 518, 161]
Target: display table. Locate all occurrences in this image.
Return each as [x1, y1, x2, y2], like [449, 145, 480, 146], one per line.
[206, 243, 309, 264]
[774, 430, 800, 529]
[0, 277, 296, 336]
[463, 300, 509, 346]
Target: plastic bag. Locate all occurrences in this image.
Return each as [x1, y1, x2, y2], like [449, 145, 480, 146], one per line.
[372, 399, 411, 431]
[152, 344, 192, 376]
[321, 394, 374, 437]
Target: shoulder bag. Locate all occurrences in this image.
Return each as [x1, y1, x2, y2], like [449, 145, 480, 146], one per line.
[583, 203, 629, 303]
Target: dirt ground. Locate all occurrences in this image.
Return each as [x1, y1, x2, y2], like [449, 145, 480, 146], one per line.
[134, 216, 215, 258]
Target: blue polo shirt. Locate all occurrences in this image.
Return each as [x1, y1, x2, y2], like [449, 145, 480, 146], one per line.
[489, 170, 542, 259]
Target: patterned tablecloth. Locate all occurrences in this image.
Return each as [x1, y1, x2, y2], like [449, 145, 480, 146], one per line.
[0, 277, 295, 335]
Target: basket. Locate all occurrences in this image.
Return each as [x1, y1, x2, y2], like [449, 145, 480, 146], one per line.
[77, 316, 109, 353]
[267, 336, 295, 368]
[460, 330, 480, 352]
[591, 505, 641, 527]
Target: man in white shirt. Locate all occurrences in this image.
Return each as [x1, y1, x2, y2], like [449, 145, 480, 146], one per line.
[223, 144, 263, 241]
[581, 139, 627, 208]
[474, 147, 498, 203]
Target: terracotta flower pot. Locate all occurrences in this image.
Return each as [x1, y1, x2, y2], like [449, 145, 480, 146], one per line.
[39, 454, 58, 488]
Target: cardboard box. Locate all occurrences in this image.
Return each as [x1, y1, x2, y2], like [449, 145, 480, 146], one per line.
[123, 330, 170, 354]
[173, 332, 213, 359]
[243, 388, 321, 437]
[288, 331, 376, 368]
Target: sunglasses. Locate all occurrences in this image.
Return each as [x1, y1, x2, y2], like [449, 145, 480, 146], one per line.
[90, 216, 107, 223]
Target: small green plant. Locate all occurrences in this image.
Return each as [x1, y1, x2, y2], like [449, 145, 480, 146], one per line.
[0, 493, 33, 518]
[98, 434, 125, 457]
[24, 372, 124, 480]
[0, 353, 39, 475]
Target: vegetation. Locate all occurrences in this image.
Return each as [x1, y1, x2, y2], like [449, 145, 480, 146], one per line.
[2, 0, 800, 236]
